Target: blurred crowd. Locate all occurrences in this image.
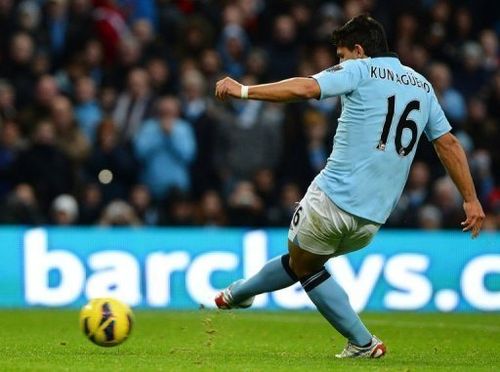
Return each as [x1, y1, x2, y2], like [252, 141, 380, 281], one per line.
[0, 0, 498, 230]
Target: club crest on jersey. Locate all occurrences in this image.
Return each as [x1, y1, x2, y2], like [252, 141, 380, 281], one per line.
[326, 64, 343, 73]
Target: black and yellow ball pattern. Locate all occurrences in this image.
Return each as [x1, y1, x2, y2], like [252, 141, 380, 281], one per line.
[80, 298, 133, 347]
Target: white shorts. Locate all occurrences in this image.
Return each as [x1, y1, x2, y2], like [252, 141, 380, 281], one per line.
[288, 182, 381, 256]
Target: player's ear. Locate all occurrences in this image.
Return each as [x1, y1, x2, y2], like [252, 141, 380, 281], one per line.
[354, 44, 366, 58]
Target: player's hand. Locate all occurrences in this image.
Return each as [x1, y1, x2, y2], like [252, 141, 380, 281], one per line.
[461, 199, 485, 238]
[215, 77, 242, 101]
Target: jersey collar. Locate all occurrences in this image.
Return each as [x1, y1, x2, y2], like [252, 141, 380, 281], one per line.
[370, 52, 399, 58]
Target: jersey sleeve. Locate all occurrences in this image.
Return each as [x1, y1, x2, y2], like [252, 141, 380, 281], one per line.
[424, 90, 452, 141]
[311, 60, 365, 99]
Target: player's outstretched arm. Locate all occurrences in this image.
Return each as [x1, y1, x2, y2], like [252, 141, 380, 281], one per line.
[433, 132, 485, 238]
[215, 77, 320, 102]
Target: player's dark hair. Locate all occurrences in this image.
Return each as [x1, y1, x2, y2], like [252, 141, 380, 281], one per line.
[332, 15, 389, 56]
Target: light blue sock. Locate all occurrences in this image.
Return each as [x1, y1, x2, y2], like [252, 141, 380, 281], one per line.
[301, 267, 372, 346]
[231, 254, 298, 303]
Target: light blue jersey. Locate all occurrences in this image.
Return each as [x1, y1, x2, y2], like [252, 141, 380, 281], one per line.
[312, 54, 451, 224]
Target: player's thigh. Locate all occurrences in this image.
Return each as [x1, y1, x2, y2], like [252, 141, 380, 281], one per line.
[287, 183, 345, 256]
[336, 219, 381, 256]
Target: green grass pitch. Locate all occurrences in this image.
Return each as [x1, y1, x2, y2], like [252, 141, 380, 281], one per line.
[1, 310, 499, 371]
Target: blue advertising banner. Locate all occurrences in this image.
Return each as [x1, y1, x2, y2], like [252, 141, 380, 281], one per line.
[0, 227, 498, 311]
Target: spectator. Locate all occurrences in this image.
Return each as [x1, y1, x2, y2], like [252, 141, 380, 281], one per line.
[92, 0, 129, 64]
[119, 0, 156, 26]
[180, 16, 215, 60]
[98, 85, 118, 117]
[213, 75, 284, 191]
[314, 2, 344, 43]
[409, 44, 431, 74]
[78, 183, 102, 225]
[199, 48, 223, 93]
[31, 49, 51, 78]
[99, 199, 141, 226]
[221, 3, 244, 29]
[218, 23, 249, 79]
[465, 98, 499, 186]
[427, 62, 467, 125]
[489, 190, 500, 229]
[84, 119, 137, 203]
[227, 180, 265, 227]
[267, 182, 302, 226]
[74, 76, 103, 143]
[82, 39, 105, 86]
[479, 30, 499, 72]
[306, 46, 340, 117]
[454, 42, 490, 99]
[245, 48, 268, 83]
[112, 68, 155, 144]
[42, 0, 70, 67]
[388, 161, 431, 227]
[289, 2, 314, 45]
[432, 177, 463, 229]
[51, 193, 79, 225]
[50, 95, 90, 164]
[344, 0, 368, 19]
[106, 36, 143, 89]
[159, 189, 195, 226]
[418, 204, 443, 230]
[482, 213, 497, 231]
[303, 109, 330, 179]
[485, 71, 500, 133]
[53, 58, 87, 97]
[0, 121, 25, 198]
[0, 183, 44, 225]
[134, 96, 196, 200]
[253, 168, 278, 211]
[394, 13, 419, 66]
[0, 80, 17, 122]
[18, 74, 59, 135]
[282, 108, 332, 192]
[266, 15, 299, 80]
[65, 0, 95, 57]
[146, 57, 176, 96]
[0, 0, 15, 56]
[405, 161, 432, 208]
[194, 189, 227, 227]
[14, 120, 74, 212]
[425, 0, 451, 62]
[16, 1, 41, 37]
[129, 184, 158, 226]
[131, 18, 162, 59]
[451, 7, 473, 46]
[470, 150, 495, 203]
[2, 32, 36, 107]
[464, 98, 497, 150]
[180, 68, 218, 196]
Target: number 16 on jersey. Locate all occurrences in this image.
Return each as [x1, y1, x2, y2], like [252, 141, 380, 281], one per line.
[377, 95, 420, 157]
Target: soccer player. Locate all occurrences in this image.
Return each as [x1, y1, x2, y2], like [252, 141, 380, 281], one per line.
[213, 15, 485, 358]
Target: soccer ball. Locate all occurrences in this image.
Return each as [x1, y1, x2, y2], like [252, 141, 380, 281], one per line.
[79, 298, 133, 347]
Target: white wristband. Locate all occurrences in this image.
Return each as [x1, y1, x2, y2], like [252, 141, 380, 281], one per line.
[241, 85, 249, 99]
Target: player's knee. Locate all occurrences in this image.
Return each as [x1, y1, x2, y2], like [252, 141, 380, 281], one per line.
[288, 240, 329, 279]
[288, 257, 316, 279]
